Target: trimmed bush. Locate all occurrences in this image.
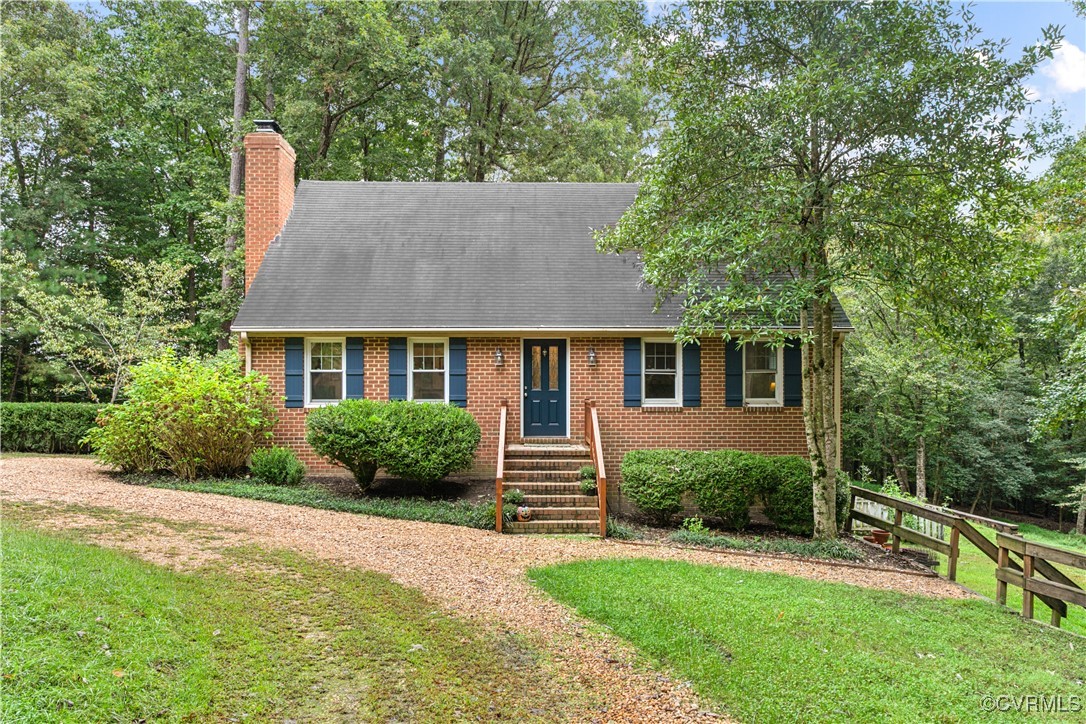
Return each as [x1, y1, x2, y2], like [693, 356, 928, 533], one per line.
[620, 449, 689, 525]
[0, 402, 103, 454]
[379, 402, 481, 485]
[305, 400, 390, 489]
[85, 352, 277, 479]
[687, 450, 769, 530]
[306, 400, 481, 490]
[761, 456, 850, 536]
[250, 446, 306, 486]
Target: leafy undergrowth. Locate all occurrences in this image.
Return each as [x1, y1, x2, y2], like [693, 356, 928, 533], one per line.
[2, 522, 575, 722]
[531, 558, 1086, 723]
[143, 478, 497, 529]
[670, 528, 863, 561]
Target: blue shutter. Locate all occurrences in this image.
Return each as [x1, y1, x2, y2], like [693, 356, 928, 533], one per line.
[389, 337, 407, 400]
[345, 338, 364, 399]
[682, 342, 701, 407]
[284, 337, 304, 408]
[783, 338, 802, 407]
[449, 338, 467, 408]
[623, 338, 642, 407]
[725, 339, 743, 407]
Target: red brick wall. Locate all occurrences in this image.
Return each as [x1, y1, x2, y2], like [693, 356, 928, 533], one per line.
[243, 131, 296, 293]
[249, 336, 809, 490]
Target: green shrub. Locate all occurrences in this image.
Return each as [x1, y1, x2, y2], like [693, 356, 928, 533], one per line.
[250, 446, 306, 486]
[85, 352, 277, 480]
[379, 402, 481, 484]
[761, 456, 850, 536]
[579, 478, 598, 495]
[305, 400, 390, 489]
[84, 402, 163, 473]
[620, 449, 689, 525]
[306, 400, 481, 490]
[579, 465, 596, 481]
[687, 450, 769, 530]
[503, 489, 525, 506]
[0, 402, 103, 454]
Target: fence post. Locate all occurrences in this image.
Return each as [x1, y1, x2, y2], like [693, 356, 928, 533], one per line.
[996, 543, 1008, 606]
[1022, 553, 1035, 620]
[891, 509, 903, 554]
[948, 526, 960, 582]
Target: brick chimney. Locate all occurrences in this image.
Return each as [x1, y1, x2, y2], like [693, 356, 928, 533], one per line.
[244, 120, 296, 293]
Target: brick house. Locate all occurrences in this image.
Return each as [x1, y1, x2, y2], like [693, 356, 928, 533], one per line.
[232, 121, 852, 533]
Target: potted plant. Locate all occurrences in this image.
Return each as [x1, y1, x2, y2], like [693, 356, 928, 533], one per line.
[579, 464, 597, 495]
[871, 529, 891, 545]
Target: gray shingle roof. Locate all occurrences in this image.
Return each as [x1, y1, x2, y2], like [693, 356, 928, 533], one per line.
[232, 181, 852, 332]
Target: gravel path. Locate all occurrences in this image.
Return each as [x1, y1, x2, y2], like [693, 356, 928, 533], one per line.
[2, 457, 970, 722]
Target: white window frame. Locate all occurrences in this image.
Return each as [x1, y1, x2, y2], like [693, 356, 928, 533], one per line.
[642, 338, 682, 407]
[743, 341, 783, 406]
[305, 337, 346, 407]
[407, 337, 450, 404]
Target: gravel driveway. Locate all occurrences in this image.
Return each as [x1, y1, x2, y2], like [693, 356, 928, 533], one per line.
[2, 456, 970, 722]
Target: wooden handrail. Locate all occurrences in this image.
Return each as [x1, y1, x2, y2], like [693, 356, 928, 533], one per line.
[584, 400, 607, 537]
[996, 532, 1086, 627]
[495, 401, 508, 533]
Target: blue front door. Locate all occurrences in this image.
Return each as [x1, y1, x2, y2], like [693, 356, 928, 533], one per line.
[523, 339, 566, 437]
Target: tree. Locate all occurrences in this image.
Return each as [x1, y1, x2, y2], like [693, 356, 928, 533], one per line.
[601, 1, 1058, 538]
[3, 251, 192, 403]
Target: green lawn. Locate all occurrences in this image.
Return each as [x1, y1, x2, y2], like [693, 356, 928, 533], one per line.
[921, 523, 1086, 636]
[2, 522, 576, 722]
[531, 558, 1086, 723]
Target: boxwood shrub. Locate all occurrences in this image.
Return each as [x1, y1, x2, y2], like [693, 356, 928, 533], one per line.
[687, 450, 770, 530]
[0, 402, 103, 454]
[761, 455, 851, 536]
[306, 400, 481, 490]
[250, 446, 306, 486]
[620, 449, 689, 525]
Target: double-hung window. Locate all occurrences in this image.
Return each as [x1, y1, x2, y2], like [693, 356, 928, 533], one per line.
[410, 339, 447, 402]
[744, 342, 782, 405]
[307, 339, 344, 405]
[643, 340, 681, 406]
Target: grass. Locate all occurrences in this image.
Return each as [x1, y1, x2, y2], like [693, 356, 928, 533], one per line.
[144, 478, 497, 529]
[919, 522, 1086, 636]
[670, 528, 863, 561]
[2, 521, 576, 722]
[531, 558, 1086, 723]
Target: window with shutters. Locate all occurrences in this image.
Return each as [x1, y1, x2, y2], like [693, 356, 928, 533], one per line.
[306, 338, 345, 405]
[409, 338, 448, 403]
[744, 342, 783, 405]
[642, 339, 682, 406]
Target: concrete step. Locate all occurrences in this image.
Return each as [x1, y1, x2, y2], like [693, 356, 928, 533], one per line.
[504, 469, 582, 483]
[527, 506, 599, 521]
[505, 519, 601, 535]
[503, 481, 584, 495]
[521, 494, 598, 508]
[505, 444, 590, 458]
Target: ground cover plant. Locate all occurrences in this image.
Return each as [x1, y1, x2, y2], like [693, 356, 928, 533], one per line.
[2, 521, 575, 722]
[143, 478, 498, 530]
[671, 518, 862, 561]
[531, 558, 1086, 722]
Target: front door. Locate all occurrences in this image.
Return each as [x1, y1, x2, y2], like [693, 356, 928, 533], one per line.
[523, 339, 567, 437]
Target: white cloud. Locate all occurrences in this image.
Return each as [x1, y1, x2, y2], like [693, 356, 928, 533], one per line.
[1040, 41, 1086, 94]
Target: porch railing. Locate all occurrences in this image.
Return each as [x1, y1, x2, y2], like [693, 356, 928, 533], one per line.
[584, 400, 607, 538]
[494, 400, 508, 533]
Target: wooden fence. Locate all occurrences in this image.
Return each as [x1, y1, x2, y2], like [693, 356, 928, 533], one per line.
[996, 533, 1086, 628]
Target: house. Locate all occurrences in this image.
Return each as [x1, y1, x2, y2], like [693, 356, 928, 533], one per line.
[232, 120, 852, 534]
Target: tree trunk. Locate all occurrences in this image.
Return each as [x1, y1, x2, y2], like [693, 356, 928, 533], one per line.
[221, 2, 249, 349]
[1077, 485, 1086, 536]
[801, 297, 839, 540]
[914, 435, 927, 501]
[890, 451, 909, 495]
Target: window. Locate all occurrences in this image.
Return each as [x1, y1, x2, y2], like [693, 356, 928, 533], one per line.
[643, 340, 681, 406]
[744, 342, 782, 405]
[410, 339, 447, 402]
[307, 339, 344, 405]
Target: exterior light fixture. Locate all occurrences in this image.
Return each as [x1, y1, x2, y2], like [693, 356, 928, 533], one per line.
[587, 347, 598, 366]
[494, 348, 504, 367]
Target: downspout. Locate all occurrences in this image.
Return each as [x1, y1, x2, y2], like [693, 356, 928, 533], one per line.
[241, 332, 251, 374]
[834, 332, 843, 472]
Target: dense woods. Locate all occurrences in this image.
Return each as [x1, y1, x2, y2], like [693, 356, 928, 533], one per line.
[2, 1, 1083, 526]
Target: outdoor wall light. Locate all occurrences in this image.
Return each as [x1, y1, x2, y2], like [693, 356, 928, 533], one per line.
[587, 347, 598, 366]
[494, 348, 504, 367]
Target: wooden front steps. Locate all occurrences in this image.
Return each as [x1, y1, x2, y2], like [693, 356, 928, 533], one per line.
[502, 443, 599, 535]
